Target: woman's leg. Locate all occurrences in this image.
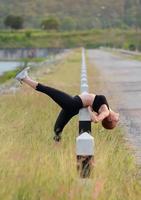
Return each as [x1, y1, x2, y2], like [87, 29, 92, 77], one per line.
[22, 76, 77, 110]
[53, 109, 77, 141]
[22, 76, 38, 89]
[16, 66, 83, 111]
[36, 83, 75, 110]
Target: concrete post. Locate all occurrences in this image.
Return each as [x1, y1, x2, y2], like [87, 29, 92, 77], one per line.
[76, 48, 94, 178]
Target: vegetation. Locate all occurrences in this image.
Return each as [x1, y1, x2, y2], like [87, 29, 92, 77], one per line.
[0, 67, 21, 84]
[41, 16, 60, 31]
[4, 15, 24, 30]
[60, 17, 76, 31]
[20, 57, 47, 63]
[0, 0, 141, 30]
[0, 49, 140, 199]
[0, 1, 141, 50]
[0, 28, 141, 50]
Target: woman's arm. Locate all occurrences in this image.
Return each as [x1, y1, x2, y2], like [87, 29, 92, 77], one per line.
[88, 105, 109, 123]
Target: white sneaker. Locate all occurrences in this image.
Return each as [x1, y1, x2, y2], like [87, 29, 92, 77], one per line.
[15, 67, 30, 83]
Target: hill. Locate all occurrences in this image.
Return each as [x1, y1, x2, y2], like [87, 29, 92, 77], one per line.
[0, 0, 141, 29]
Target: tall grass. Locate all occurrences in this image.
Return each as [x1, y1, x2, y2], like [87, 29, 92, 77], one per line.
[0, 49, 140, 200]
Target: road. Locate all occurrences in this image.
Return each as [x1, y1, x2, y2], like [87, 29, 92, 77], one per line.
[88, 49, 141, 165]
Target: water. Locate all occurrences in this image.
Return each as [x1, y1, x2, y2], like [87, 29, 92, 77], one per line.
[0, 48, 60, 60]
[0, 61, 22, 75]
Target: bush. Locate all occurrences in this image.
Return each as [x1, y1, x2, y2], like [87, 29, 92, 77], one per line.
[128, 43, 136, 51]
[0, 35, 8, 42]
[41, 17, 60, 31]
[4, 15, 24, 30]
[25, 31, 32, 38]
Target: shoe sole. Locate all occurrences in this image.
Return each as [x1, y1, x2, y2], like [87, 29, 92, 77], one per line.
[15, 66, 30, 82]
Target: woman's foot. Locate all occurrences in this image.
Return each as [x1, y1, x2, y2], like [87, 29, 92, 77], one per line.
[53, 134, 61, 142]
[15, 67, 30, 83]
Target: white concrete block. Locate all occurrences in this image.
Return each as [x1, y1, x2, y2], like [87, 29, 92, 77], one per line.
[81, 77, 87, 82]
[81, 74, 87, 78]
[81, 83, 89, 92]
[81, 80, 88, 85]
[79, 108, 91, 121]
[76, 132, 94, 155]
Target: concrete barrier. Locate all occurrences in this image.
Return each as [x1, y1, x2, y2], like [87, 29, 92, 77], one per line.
[76, 48, 94, 178]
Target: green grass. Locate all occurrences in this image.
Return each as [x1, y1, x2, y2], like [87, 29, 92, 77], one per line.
[0, 67, 23, 84]
[0, 28, 141, 49]
[19, 57, 47, 63]
[0, 49, 140, 200]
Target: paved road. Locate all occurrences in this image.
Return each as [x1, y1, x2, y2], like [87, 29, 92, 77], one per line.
[88, 49, 141, 165]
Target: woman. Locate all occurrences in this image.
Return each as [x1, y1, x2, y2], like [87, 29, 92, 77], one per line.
[15, 67, 119, 142]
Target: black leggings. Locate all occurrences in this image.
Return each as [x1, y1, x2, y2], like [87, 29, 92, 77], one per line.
[36, 83, 83, 135]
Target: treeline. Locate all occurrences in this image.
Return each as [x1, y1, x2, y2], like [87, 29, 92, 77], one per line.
[0, 0, 141, 30]
[4, 15, 60, 31]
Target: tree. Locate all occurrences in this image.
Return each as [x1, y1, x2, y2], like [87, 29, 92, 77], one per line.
[41, 16, 60, 31]
[4, 15, 24, 29]
[60, 17, 76, 31]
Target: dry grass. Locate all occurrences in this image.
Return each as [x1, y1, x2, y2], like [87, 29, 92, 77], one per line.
[0, 49, 140, 200]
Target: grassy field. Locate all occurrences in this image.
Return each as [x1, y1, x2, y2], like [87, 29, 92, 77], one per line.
[0, 28, 141, 50]
[0, 49, 141, 200]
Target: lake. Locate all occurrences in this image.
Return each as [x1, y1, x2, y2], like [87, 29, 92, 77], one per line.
[0, 61, 22, 75]
[0, 48, 63, 75]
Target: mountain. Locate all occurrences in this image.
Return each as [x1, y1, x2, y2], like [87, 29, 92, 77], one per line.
[0, 0, 141, 29]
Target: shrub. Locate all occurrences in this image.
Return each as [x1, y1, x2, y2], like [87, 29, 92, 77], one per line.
[128, 43, 136, 51]
[4, 15, 24, 30]
[25, 31, 32, 38]
[41, 17, 60, 31]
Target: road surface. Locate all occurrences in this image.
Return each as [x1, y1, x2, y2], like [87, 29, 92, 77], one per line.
[88, 49, 141, 165]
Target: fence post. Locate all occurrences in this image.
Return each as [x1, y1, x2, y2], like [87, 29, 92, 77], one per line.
[76, 48, 94, 178]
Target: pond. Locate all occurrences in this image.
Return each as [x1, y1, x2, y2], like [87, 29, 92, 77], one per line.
[0, 61, 22, 75]
[0, 48, 63, 75]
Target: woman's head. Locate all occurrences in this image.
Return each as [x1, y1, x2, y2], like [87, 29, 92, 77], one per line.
[102, 111, 119, 130]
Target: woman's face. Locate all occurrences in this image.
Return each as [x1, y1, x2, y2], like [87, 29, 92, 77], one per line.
[107, 111, 119, 123]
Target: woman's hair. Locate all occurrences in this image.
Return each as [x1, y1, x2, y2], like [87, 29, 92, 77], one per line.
[102, 118, 117, 130]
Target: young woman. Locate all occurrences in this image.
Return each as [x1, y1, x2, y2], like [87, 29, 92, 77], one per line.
[15, 67, 119, 142]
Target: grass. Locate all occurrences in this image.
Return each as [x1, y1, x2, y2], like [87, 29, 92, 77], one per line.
[0, 28, 141, 49]
[0, 67, 23, 84]
[0, 49, 140, 200]
[19, 57, 47, 63]
[104, 47, 141, 62]
[131, 55, 141, 61]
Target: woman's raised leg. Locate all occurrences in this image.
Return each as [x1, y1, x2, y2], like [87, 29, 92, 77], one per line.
[15, 67, 38, 89]
[15, 67, 77, 111]
[35, 83, 75, 110]
[23, 76, 38, 89]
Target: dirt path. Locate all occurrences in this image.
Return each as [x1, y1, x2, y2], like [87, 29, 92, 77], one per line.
[88, 49, 141, 165]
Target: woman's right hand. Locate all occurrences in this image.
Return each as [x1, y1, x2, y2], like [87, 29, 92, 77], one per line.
[88, 106, 99, 123]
